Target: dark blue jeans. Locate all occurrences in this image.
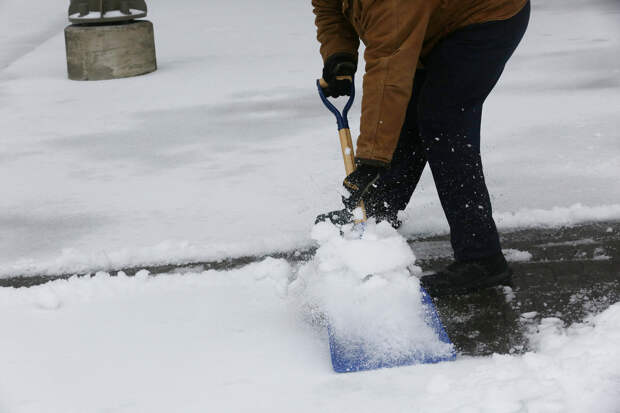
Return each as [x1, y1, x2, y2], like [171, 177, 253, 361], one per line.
[366, 2, 530, 261]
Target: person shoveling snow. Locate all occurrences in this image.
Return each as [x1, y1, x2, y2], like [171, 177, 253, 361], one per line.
[312, 0, 530, 297]
[309, 0, 531, 371]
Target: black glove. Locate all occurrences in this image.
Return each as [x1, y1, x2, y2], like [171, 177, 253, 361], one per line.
[322, 53, 357, 98]
[342, 162, 386, 211]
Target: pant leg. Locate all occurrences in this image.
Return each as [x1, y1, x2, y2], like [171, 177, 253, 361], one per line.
[365, 70, 428, 218]
[417, 2, 530, 261]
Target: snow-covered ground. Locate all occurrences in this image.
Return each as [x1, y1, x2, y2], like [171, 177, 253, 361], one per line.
[1, 0, 619, 276]
[1, 260, 619, 412]
[1, 1, 620, 412]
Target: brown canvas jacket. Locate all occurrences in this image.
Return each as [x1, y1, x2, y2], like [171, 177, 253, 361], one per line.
[312, 0, 528, 164]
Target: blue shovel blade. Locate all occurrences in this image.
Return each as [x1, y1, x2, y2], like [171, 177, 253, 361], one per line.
[328, 286, 456, 373]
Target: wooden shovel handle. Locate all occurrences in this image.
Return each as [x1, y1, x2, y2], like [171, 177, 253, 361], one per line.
[340, 128, 368, 223]
[339, 128, 356, 176]
[339, 127, 368, 223]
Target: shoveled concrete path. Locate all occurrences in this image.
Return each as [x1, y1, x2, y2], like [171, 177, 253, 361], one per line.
[416, 221, 619, 355]
[2, 221, 618, 356]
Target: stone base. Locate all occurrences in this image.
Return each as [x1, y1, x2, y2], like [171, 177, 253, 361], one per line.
[65, 20, 157, 81]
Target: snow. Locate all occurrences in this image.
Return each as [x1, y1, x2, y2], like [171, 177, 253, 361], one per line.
[0, 1, 64, 71]
[69, 10, 144, 20]
[521, 311, 539, 320]
[504, 249, 533, 262]
[503, 286, 517, 303]
[1, 0, 620, 276]
[1, 0, 619, 411]
[308, 221, 417, 276]
[593, 248, 611, 261]
[1, 262, 619, 412]
[290, 221, 454, 367]
[69, 11, 102, 19]
[406, 203, 620, 239]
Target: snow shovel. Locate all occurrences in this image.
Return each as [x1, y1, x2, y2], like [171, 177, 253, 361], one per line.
[317, 78, 456, 373]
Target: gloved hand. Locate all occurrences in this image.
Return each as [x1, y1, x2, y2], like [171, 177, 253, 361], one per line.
[342, 162, 386, 211]
[322, 53, 357, 98]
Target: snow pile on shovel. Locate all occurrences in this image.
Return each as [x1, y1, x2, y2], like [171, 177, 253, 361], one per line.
[289, 220, 454, 366]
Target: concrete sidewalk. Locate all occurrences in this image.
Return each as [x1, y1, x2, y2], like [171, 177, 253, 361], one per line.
[416, 221, 619, 355]
[2, 221, 618, 356]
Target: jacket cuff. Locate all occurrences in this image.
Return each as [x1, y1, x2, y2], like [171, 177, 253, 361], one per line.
[355, 157, 390, 168]
[324, 52, 358, 66]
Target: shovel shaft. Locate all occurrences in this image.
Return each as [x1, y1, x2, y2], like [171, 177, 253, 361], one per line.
[338, 128, 356, 176]
[339, 127, 367, 222]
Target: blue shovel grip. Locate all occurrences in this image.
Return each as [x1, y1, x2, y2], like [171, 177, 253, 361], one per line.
[316, 79, 355, 131]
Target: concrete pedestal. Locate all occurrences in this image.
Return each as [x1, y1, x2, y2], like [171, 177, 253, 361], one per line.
[65, 20, 157, 81]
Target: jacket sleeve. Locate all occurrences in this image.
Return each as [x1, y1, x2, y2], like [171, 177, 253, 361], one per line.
[312, 0, 360, 61]
[355, 1, 436, 164]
